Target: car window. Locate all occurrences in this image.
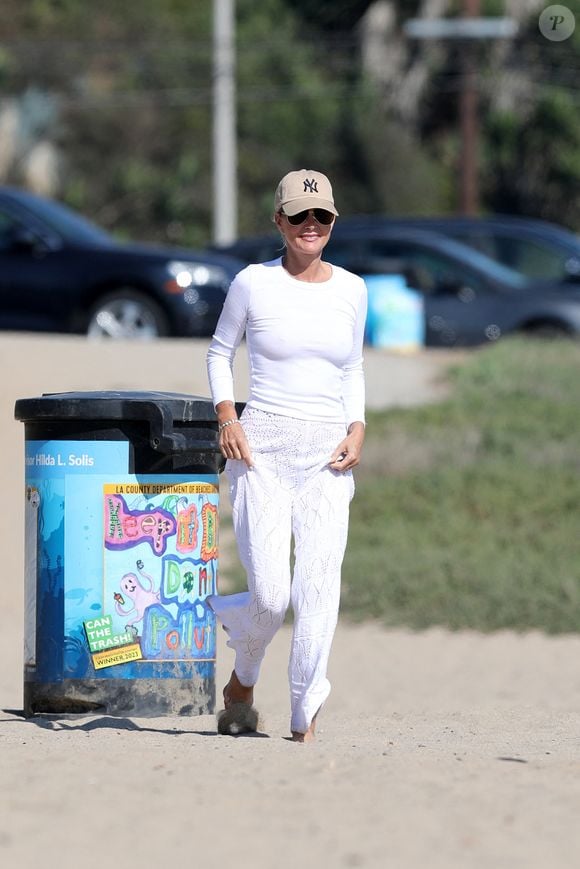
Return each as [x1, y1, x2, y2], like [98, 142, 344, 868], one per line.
[365, 241, 487, 296]
[6, 194, 111, 246]
[326, 237, 370, 272]
[328, 237, 424, 282]
[241, 239, 284, 263]
[450, 229, 572, 280]
[490, 236, 571, 280]
[0, 209, 22, 251]
[449, 230, 496, 261]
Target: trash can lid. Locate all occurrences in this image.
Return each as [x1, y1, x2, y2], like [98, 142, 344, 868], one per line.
[14, 391, 218, 424]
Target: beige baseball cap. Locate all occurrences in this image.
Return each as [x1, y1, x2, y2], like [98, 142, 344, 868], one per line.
[274, 169, 339, 217]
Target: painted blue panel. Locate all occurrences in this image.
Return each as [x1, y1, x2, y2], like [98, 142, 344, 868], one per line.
[24, 438, 218, 684]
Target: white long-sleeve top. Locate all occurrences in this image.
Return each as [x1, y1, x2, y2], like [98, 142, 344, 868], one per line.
[206, 258, 367, 425]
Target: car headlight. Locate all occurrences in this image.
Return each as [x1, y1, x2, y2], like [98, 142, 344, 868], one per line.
[166, 261, 229, 288]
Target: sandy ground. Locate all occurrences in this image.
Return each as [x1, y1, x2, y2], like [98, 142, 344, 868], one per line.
[2, 334, 580, 869]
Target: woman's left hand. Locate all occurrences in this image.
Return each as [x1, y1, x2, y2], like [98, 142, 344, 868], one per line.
[329, 421, 365, 472]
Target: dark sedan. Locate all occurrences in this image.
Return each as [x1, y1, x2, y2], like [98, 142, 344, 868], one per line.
[213, 225, 580, 346]
[0, 187, 244, 339]
[213, 214, 580, 283]
[335, 214, 580, 283]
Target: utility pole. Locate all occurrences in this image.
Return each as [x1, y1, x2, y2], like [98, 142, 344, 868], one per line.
[459, 0, 480, 215]
[212, 0, 237, 245]
[404, 9, 517, 216]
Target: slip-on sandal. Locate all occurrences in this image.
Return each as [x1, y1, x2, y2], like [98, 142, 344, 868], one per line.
[217, 702, 259, 736]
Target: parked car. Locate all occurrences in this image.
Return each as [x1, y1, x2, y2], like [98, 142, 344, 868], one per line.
[0, 187, 244, 339]
[338, 215, 580, 283]
[214, 225, 580, 346]
[213, 214, 580, 283]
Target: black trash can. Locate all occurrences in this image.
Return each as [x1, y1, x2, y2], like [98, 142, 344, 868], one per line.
[14, 391, 227, 718]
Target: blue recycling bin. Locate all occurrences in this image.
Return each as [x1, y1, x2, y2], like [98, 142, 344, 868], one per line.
[14, 391, 229, 718]
[364, 274, 425, 351]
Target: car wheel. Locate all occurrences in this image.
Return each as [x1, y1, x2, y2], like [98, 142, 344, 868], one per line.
[86, 289, 170, 339]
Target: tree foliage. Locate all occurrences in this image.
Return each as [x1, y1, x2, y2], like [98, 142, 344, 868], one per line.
[280, 0, 376, 32]
[479, 1, 580, 228]
[483, 92, 580, 228]
[0, 0, 577, 243]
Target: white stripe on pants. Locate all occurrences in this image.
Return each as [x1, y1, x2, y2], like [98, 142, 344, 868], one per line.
[208, 408, 354, 734]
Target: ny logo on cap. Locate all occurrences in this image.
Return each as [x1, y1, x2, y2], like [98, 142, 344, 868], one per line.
[303, 178, 318, 193]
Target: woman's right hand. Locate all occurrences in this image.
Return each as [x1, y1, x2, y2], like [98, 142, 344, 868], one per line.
[219, 422, 254, 467]
[216, 401, 254, 468]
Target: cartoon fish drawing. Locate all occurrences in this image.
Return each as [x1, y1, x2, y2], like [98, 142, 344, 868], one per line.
[65, 587, 93, 604]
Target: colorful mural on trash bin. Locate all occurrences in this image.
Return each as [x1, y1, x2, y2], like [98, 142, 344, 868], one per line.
[101, 482, 217, 666]
[24, 439, 219, 684]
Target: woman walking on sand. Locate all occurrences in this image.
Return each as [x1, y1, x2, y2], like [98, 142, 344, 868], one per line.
[206, 169, 367, 742]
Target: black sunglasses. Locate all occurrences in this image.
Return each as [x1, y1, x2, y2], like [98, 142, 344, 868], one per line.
[283, 208, 335, 226]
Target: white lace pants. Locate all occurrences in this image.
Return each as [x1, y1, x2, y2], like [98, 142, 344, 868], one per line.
[208, 408, 354, 734]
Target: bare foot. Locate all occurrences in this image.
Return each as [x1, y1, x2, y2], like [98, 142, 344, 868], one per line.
[223, 670, 253, 709]
[291, 712, 318, 743]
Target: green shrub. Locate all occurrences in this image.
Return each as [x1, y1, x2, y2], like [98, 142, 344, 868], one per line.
[343, 338, 580, 632]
